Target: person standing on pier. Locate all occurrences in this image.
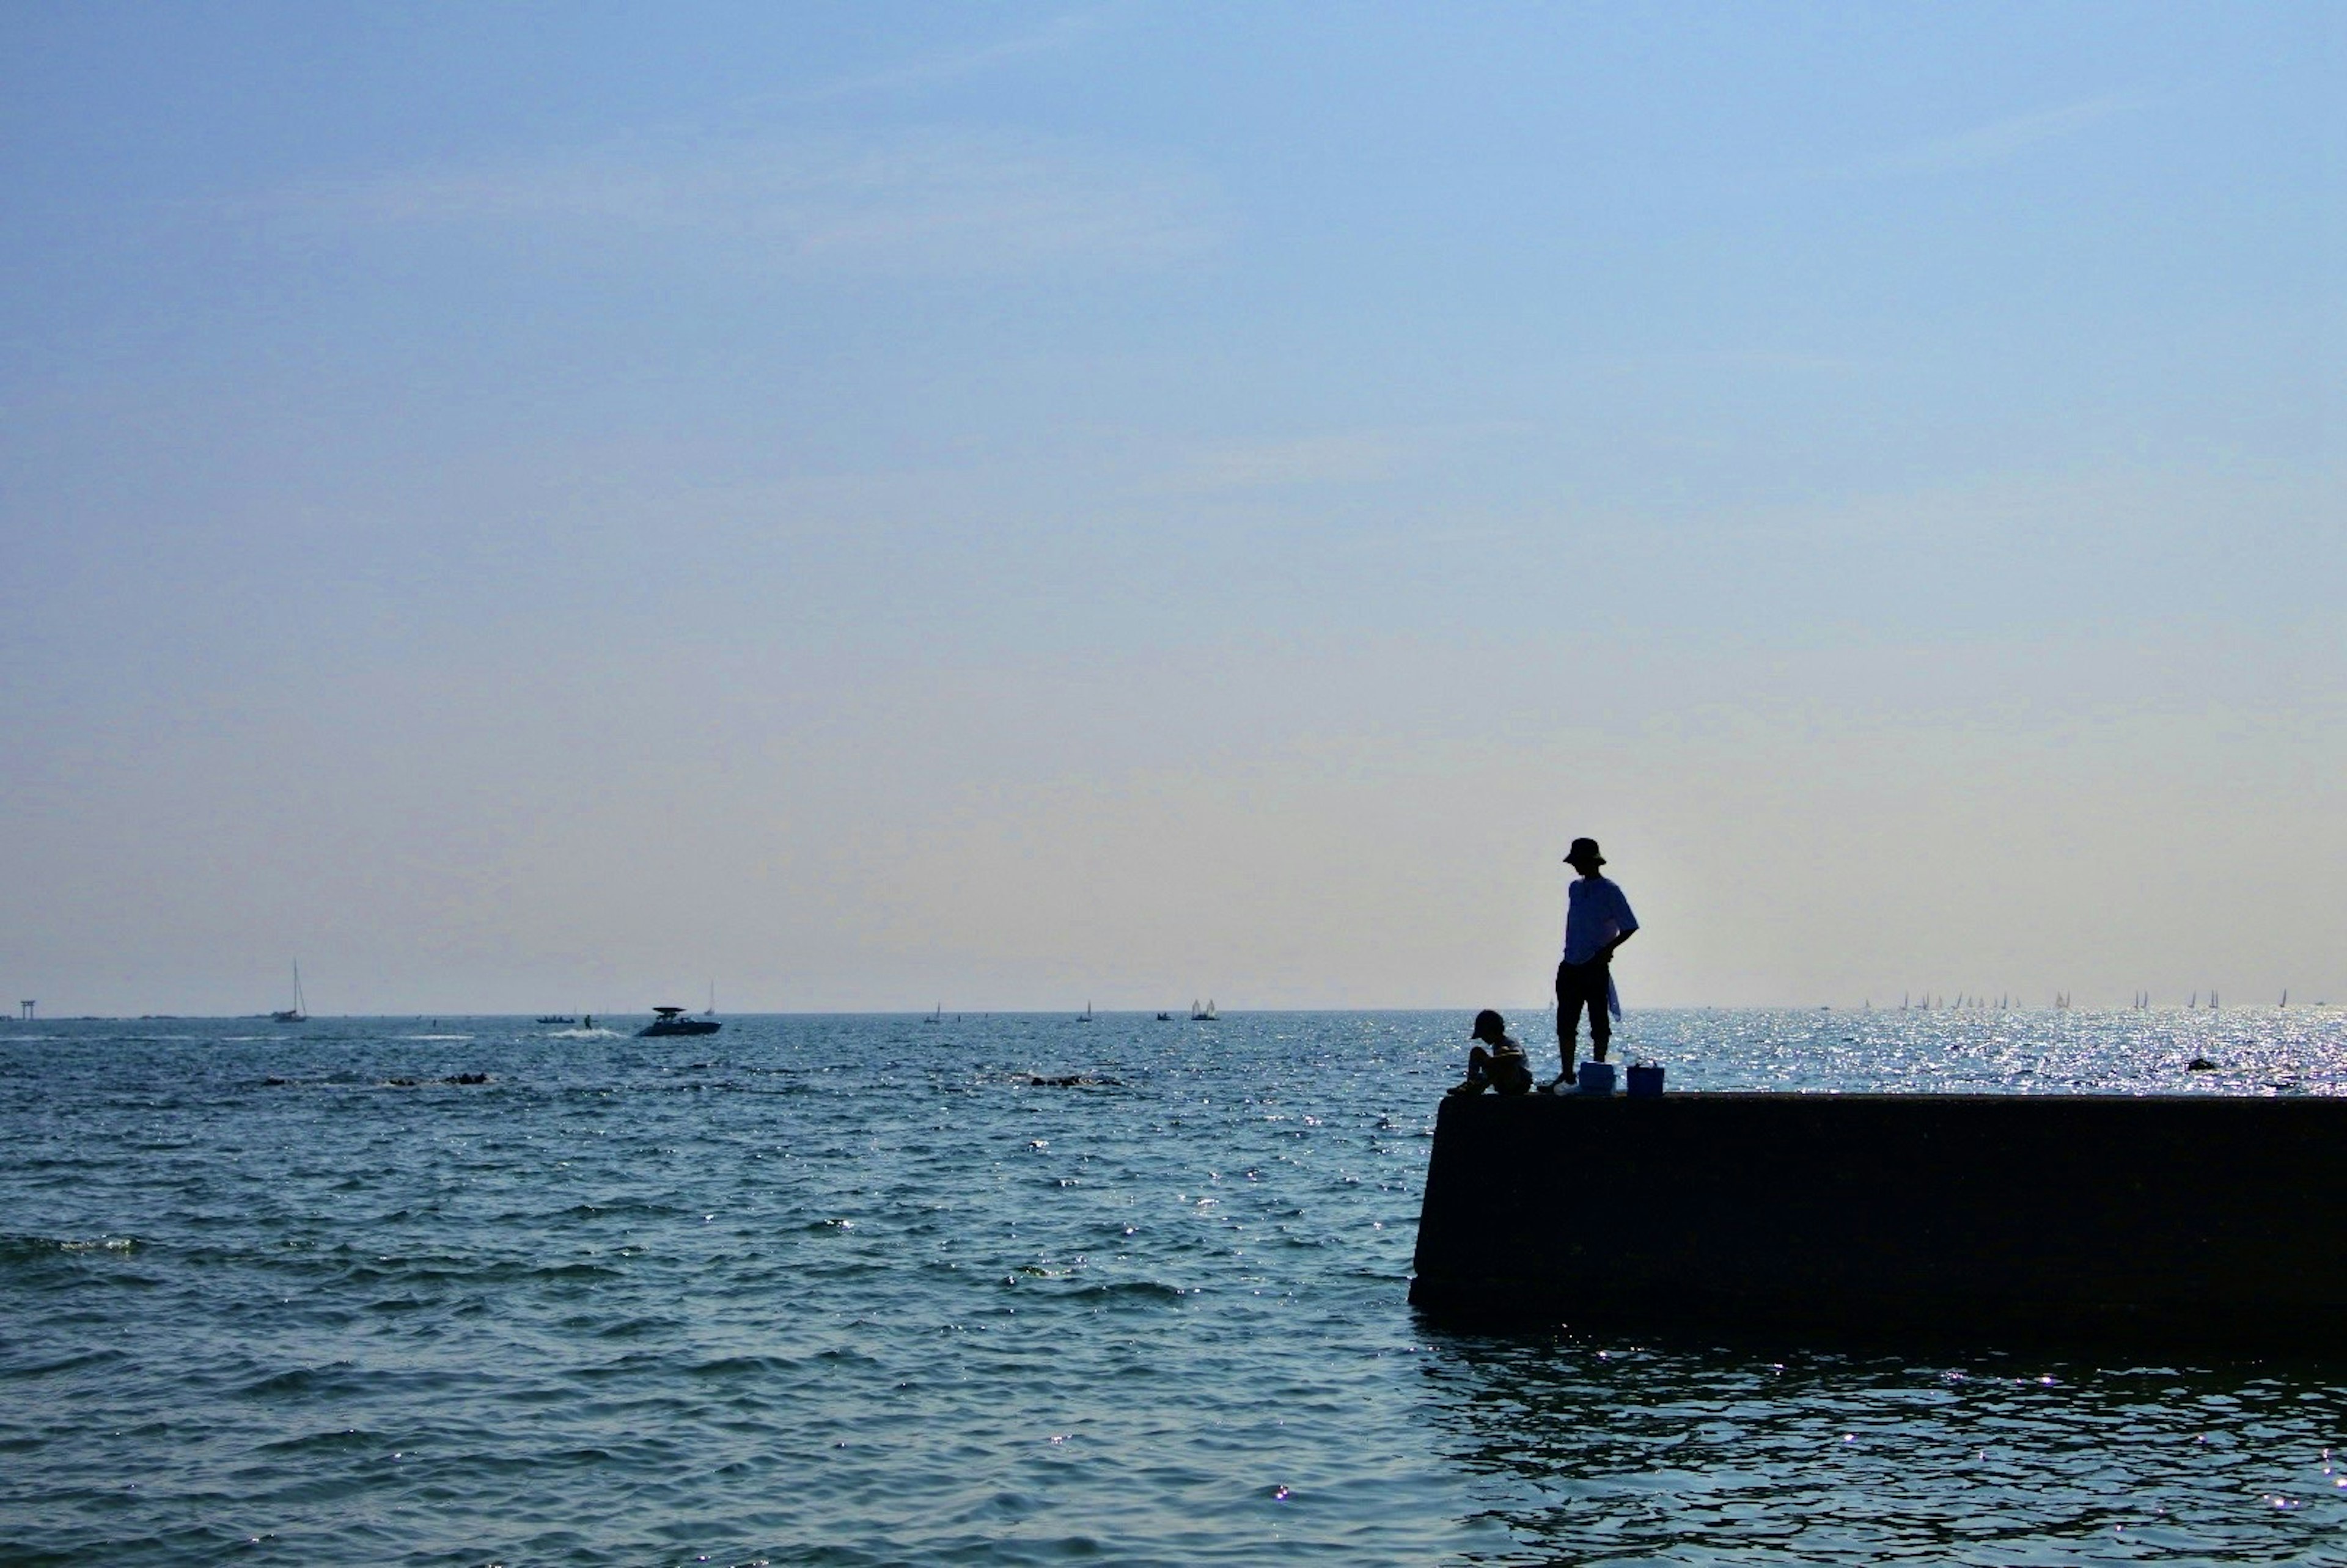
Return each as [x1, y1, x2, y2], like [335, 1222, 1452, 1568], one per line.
[1548, 837, 1638, 1091]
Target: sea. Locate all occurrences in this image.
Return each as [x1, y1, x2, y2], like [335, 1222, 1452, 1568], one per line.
[4, 1007, 2345, 1566]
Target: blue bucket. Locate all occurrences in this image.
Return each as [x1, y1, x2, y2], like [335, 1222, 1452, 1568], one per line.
[1626, 1063, 1666, 1098]
[1576, 1061, 1617, 1096]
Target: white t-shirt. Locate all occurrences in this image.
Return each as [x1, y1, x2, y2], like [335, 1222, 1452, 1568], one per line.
[1562, 875, 1638, 965]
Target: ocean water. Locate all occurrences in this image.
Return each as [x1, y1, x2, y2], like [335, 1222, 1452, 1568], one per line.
[3, 1007, 2344, 1566]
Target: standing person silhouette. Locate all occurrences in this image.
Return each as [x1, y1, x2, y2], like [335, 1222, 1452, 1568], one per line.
[1546, 837, 1638, 1091]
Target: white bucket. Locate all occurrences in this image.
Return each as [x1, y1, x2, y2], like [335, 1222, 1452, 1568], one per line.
[1576, 1061, 1617, 1096]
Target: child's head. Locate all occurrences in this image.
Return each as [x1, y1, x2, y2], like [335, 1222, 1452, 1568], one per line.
[1471, 1009, 1507, 1042]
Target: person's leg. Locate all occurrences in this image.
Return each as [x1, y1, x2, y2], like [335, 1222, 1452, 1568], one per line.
[1450, 1045, 1493, 1096]
[1588, 964, 1612, 1063]
[1554, 960, 1583, 1082]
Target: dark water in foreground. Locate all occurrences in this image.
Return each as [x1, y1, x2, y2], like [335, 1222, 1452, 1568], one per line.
[3, 1008, 2344, 1565]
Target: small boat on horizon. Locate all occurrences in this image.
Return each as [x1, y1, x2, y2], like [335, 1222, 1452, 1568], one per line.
[1191, 998, 1218, 1020]
[637, 1006, 720, 1038]
[272, 961, 307, 1024]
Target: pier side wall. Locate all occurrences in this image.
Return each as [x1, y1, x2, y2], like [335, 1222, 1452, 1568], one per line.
[1411, 1094, 2347, 1347]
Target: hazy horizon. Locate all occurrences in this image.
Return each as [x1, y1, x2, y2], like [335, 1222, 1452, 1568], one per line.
[7, 994, 2335, 1024]
[6, 4, 2340, 1018]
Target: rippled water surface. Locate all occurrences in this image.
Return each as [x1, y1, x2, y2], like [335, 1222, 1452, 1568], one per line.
[4, 1008, 2343, 1564]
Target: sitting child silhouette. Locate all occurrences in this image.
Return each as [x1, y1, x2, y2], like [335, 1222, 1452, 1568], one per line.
[1449, 1009, 1532, 1097]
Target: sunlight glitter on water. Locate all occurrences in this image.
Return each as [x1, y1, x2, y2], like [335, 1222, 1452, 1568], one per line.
[0, 1008, 2341, 1564]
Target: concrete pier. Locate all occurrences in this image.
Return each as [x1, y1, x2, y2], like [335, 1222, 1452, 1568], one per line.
[1411, 1093, 2347, 1349]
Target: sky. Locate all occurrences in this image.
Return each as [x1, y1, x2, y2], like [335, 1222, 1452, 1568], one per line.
[2, 1, 2341, 1016]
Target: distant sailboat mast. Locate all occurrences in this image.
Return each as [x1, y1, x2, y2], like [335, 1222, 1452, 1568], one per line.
[272, 961, 308, 1024]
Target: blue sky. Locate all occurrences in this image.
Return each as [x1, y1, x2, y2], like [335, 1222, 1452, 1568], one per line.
[3, 2, 2340, 1014]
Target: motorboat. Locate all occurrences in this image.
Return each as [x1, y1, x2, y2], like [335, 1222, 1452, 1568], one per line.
[638, 1006, 720, 1037]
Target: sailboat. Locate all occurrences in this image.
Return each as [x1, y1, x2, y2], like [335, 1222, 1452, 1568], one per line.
[271, 961, 307, 1023]
[1077, 1002, 1094, 1023]
[925, 1002, 942, 1024]
[1191, 998, 1218, 1020]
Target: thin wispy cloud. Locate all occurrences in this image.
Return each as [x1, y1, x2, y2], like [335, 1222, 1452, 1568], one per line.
[237, 124, 1219, 276]
[788, 9, 1115, 105]
[1173, 432, 1402, 493]
[210, 10, 1183, 277]
[1863, 94, 2139, 177]
[1148, 421, 1527, 496]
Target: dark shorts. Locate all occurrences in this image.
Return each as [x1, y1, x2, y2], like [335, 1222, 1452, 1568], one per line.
[1556, 959, 1611, 1036]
